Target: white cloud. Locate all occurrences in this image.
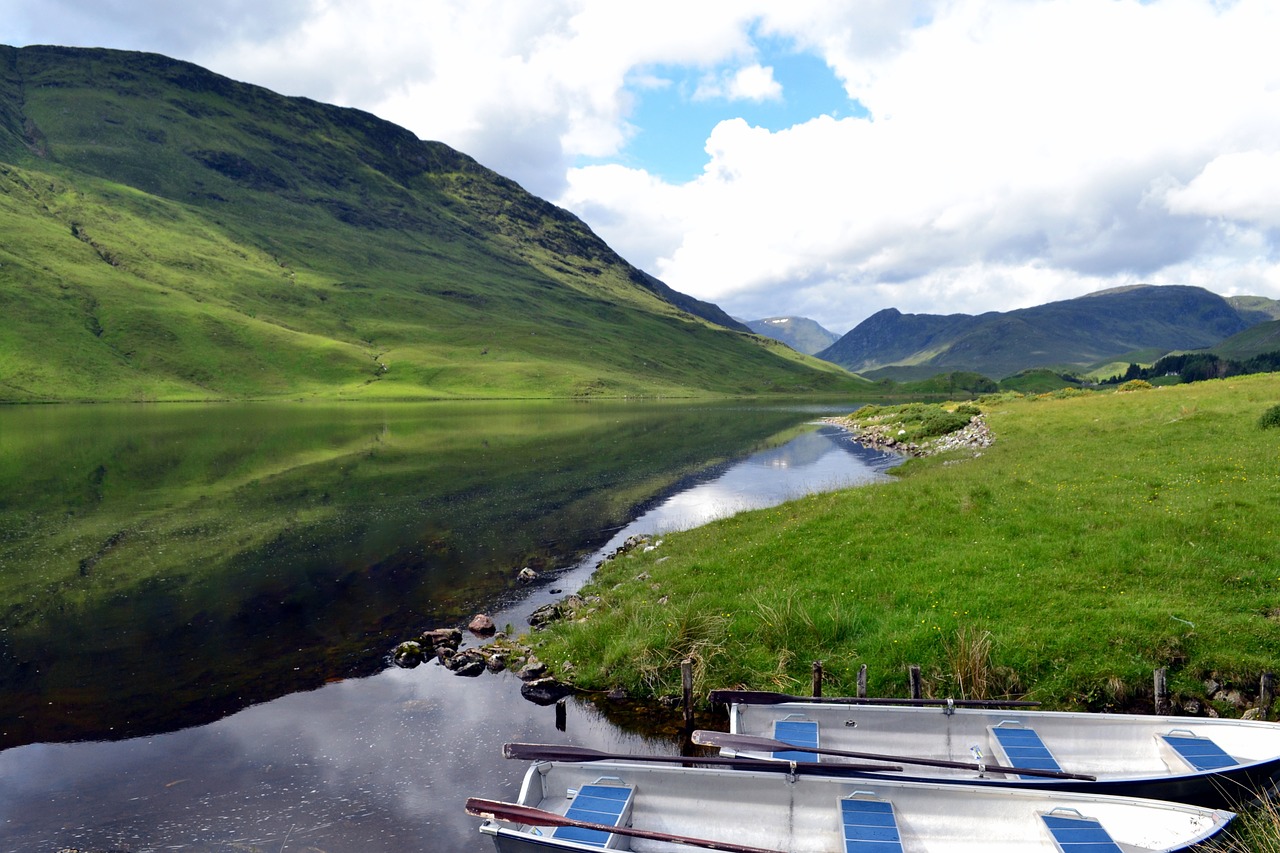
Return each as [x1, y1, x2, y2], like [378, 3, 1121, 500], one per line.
[694, 64, 783, 102]
[1164, 151, 1280, 228]
[559, 0, 1280, 328]
[11, 0, 1280, 329]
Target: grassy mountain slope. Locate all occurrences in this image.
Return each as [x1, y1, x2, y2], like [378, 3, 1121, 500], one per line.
[0, 45, 856, 402]
[745, 316, 841, 355]
[819, 285, 1250, 381]
[1211, 319, 1280, 361]
[1227, 295, 1280, 324]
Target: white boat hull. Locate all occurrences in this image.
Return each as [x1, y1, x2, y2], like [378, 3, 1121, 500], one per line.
[726, 699, 1280, 808]
[477, 758, 1233, 852]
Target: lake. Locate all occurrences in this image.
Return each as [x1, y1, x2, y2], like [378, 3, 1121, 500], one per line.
[0, 400, 901, 852]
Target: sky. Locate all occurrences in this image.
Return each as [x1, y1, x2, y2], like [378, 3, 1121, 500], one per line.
[7, 0, 1280, 333]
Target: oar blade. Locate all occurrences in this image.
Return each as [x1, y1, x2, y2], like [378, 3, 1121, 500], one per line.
[504, 742, 611, 762]
[466, 797, 561, 825]
[692, 729, 794, 754]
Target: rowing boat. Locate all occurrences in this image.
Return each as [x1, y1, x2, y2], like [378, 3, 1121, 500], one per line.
[469, 754, 1234, 851]
[714, 690, 1280, 808]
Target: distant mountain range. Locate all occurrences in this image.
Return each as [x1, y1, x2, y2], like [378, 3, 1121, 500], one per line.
[743, 316, 841, 355]
[0, 45, 857, 402]
[816, 285, 1279, 381]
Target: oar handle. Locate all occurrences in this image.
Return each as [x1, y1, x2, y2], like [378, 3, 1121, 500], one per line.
[692, 730, 1096, 782]
[467, 797, 788, 853]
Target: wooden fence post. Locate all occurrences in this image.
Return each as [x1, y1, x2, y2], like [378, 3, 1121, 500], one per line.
[857, 664, 868, 699]
[1261, 672, 1275, 720]
[909, 665, 922, 700]
[681, 659, 694, 729]
[812, 660, 823, 697]
[1154, 667, 1169, 715]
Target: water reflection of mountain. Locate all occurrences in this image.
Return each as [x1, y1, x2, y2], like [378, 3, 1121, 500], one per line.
[0, 401, 843, 747]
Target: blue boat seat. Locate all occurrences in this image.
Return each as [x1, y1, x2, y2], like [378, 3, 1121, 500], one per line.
[840, 795, 904, 853]
[1161, 732, 1237, 771]
[990, 722, 1062, 778]
[1041, 811, 1123, 852]
[772, 717, 820, 763]
[551, 783, 635, 848]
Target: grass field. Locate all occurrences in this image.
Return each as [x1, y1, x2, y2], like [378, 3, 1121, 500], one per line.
[531, 373, 1280, 712]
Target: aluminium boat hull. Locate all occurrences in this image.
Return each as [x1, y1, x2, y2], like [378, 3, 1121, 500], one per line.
[726, 699, 1280, 809]
[476, 758, 1233, 852]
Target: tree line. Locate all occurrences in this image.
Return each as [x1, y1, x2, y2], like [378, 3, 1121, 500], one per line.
[1105, 350, 1280, 385]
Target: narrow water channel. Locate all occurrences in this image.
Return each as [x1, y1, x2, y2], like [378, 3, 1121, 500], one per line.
[0, 405, 899, 852]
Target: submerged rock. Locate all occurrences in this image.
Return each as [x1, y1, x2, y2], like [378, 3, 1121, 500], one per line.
[521, 677, 574, 705]
[447, 650, 487, 677]
[392, 641, 425, 668]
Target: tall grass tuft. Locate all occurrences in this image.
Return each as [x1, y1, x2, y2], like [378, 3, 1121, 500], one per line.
[633, 602, 729, 696]
[945, 626, 995, 700]
[1203, 796, 1280, 853]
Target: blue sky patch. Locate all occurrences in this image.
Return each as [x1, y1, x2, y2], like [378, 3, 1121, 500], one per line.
[596, 49, 863, 183]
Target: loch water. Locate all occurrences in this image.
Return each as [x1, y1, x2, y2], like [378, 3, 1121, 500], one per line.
[0, 400, 901, 852]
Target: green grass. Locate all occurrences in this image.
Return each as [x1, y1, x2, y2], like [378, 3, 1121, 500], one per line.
[531, 374, 1280, 710]
[1204, 796, 1280, 852]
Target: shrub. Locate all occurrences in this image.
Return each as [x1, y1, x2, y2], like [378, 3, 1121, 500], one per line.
[1039, 387, 1091, 400]
[978, 391, 1024, 403]
[1117, 379, 1154, 393]
[953, 404, 981, 417]
[1259, 404, 1280, 430]
[917, 410, 972, 438]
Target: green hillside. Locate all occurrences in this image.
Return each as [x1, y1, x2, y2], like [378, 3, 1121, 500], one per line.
[0, 45, 859, 402]
[1227, 295, 1280, 324]
[1212, 320, 1280, 361]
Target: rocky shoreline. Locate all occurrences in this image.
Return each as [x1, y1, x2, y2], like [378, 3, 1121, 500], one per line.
[821, 411, 995, 457]
[390, 533, 657, 704]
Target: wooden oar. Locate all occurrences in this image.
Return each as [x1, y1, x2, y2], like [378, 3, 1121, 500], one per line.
[466, 797, 787, 853]
[710, 689, 1041, 708]
[503, 741, 903, 773]
[692, 730, 1096, 782]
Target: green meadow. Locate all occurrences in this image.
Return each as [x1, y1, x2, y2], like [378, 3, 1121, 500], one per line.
[532, 374, 1280, 711]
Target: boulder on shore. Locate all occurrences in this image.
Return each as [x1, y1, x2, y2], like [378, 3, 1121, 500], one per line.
[468, 614, 497, 635]
[422, 627, 462, 651]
